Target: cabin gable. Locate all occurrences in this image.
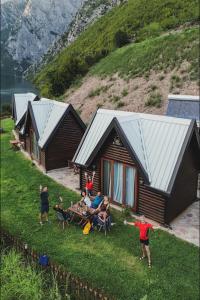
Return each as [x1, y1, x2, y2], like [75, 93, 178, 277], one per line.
[45, 111, 85, 171]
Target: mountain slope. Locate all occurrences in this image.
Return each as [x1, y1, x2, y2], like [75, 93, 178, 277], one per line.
[1, 0, 85, 72]
[33, 0, 198, 97]
[26, 0, 121, 77]
[62, 27, 198, 122]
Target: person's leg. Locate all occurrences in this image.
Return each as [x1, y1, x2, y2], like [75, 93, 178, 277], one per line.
[141, 243, 146, 258]
[145, 245, 151, 266]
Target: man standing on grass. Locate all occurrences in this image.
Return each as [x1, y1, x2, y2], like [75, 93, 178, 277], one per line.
[39, 185, 49, 225]
[124, 215, 154, 268]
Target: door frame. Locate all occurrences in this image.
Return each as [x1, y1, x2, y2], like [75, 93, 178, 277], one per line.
[101, 157, 138, 211]
[30, 128, 40, 163]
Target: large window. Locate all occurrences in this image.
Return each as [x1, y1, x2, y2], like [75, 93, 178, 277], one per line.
[102, 159, 137, 209]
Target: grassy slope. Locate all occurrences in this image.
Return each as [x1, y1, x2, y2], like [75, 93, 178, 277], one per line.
[33, 0, 198, 97]
[90, 27, 199, 80]
[1, 119, 199, 300]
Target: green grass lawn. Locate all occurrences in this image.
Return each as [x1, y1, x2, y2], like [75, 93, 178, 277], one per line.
[1, 119, 199, 300]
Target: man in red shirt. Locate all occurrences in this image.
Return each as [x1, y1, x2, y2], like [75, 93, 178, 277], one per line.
[124, 215, 154, 268]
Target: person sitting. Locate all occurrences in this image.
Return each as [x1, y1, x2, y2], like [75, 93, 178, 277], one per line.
[90, 191, 103, 209]
[53, 204, 71, 222]
[80, 191, 91, 208]
[92, 196, 110, 226]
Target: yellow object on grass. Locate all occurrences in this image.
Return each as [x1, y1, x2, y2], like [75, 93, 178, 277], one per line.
[83, 221, 91, 235]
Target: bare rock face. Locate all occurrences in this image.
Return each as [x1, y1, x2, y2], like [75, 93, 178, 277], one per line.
[1, 0, 85, 70]
[26, 0, 122, 76]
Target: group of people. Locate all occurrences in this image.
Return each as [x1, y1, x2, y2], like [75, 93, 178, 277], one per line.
[39, 171, 155, 268]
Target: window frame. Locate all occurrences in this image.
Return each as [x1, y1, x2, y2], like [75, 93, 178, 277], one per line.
[101, 157, 138, 211]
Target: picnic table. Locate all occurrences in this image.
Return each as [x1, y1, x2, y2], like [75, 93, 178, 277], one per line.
[68, 203, 95, 226]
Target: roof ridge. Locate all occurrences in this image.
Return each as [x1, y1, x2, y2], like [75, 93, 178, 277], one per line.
[138, 119, 151, 181]
[39, 102, 54, 138]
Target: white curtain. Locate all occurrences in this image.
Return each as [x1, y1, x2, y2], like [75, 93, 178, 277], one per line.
[125, 166, 136, 207]
[103, 160, 111, 197]
[113, 162, 123, 203]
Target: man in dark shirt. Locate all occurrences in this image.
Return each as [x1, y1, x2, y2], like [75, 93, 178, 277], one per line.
[39, 185, 49, 225]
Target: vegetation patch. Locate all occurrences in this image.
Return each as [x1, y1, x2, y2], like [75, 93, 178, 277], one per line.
[91, 28, 198, 81]
[1, 249, 61, 300]
[145, 92, 162, 108]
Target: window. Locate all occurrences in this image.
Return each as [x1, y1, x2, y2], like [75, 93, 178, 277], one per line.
[103, 160, 112, 197]
[113, 162, 123, 204]
[102, 159, 137, 209]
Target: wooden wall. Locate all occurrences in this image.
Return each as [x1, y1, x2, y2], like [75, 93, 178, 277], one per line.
[45, 111, 85, 171]
[165, 132, 200, 223]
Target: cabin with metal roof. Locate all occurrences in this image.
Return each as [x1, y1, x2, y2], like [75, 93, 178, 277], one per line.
[166, 94, 200, 130]
[23, 99, 86, 171]
[73, 109, 200, 224]
[12, 93, 39, 133]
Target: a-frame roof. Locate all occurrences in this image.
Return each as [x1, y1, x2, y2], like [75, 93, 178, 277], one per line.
[13, 93, 38, 127]
[73, 109, 195, 193]
[24, 98, 85, 149]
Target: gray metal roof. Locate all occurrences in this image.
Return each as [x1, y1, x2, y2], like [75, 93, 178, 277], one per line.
[30, 99, 69, 148]
[167, 94, 200, 123]
[14, 93, 38, 126]
[74, 109, 191, 192]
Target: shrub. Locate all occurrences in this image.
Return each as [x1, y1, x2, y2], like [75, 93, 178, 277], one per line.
[121, 88, 128, 97]
[116, 101, 125, 108]
[112, 95, 120, 102]
[114, 30, 129, 48]
[137, 22, 162, 41]
[145, 92, 162, 108]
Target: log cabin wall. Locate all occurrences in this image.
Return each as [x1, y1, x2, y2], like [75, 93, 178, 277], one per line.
[138, 182, 166, 224]
[165, 132, 200, 224]
[79, 129, 166, 223]
[45, 111, 85, 171]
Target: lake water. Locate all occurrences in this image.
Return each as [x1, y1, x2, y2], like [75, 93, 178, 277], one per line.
[0, 73, 38, 110]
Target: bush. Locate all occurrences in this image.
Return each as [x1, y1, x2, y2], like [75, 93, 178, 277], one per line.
[145, 92, 162, 108]
[138, 22, 163, 41]
[114, 30, 129, 48]
[1, 104, 11, 116]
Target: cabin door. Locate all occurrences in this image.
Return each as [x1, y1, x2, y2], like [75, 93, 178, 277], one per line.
[101, 159, 137, 210]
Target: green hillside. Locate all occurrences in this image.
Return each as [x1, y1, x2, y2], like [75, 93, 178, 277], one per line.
[33, 0, 198, 97]
[91, 27, 198, 80]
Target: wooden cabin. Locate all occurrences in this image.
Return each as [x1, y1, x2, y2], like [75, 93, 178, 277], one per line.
[22, 99, 86, 171]
[73, 109, 200, 225]
[12, 93, 39, 140]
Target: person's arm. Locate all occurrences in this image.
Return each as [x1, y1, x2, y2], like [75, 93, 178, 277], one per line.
[124, 220, 136, 226]
[92, 171, 95, 183]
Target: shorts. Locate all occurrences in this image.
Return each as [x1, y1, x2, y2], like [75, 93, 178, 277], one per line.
[140, 239, 149, 246]
[41, 205, 49, 214]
